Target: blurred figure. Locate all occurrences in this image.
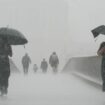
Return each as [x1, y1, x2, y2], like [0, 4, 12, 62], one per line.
[49, 52, 59, 73]
[22, 53, 31, 75]
[0, 38, 12, 95]
[40, 58, 48, 73]
[33, 64, 38, 73]
[97, 42, 105, 91]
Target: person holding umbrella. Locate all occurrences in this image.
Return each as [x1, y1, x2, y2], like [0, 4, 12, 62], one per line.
[92, 25, 105, 91]
[0, 27, 28, 95]
[97, 42, 105, 91]
[0, 37, 12, 95]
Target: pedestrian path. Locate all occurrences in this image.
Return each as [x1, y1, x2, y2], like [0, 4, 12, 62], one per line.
[0, 73, 105, 105]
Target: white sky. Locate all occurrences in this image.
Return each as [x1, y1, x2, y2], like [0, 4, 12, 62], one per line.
[0, 0, 104, 70]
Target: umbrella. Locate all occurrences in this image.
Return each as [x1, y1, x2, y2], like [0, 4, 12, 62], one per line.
[91, 25, 105, 38]
[0, 27, 28, 45]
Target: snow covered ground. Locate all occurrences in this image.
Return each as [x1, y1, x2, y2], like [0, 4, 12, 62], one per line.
[0, 72, 105, 105]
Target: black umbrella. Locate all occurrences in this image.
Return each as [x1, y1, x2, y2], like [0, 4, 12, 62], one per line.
[91, 25, 105, 38]
[0, 27, 28, 45]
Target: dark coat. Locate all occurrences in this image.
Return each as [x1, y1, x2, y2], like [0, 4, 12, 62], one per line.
[49, 54, 59, 67]
[41, 61, 48, 70]
[22, 54, 31, 68]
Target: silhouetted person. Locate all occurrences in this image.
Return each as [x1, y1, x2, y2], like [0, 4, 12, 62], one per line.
[33, 64, 38, 73]
[0, 38, 12, 95]
[40, 58, 48, 73]
[49, 52, 59, 73]
[22, 53, 31, 75]
[97, 42, 105, 91]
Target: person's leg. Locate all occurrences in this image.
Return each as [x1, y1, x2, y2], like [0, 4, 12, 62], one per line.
[26, 67, 29, 74]
[42, 69, 44, 73]
[54, 68, 57, 73]
[43, 69, 47, 73]
[23, 66, 25, 74]
[0, 73, 3, 94]
[53, 64, 58, 73]
[45, 69, 47, 73]
[23, 66, 27, 75]
[2, 70, 10, 95]
[34, 69, 37, 73]
[52, 66, 56, 74]
[101, 57, 105, 91]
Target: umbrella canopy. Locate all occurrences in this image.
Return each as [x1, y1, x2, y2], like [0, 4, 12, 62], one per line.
[0, 27, 28, 45]
[91, 25, 105, 38]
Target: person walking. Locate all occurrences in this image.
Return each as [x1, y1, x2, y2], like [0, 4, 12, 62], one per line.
[49, 52, 59, 73]
[40, 58, 48, 73]
[97, 42, 105, 91]
[22, 53, 31, 75]
[0, 37, 12, 95]
[33, 64, 38, 73]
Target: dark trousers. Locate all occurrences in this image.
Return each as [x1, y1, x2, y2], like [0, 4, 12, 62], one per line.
[0, 70, 10, 89]
[0, 56, 10, 90]
[23, 66, 29, 74]
[42, 69, 47, 73]
[101, 56, 105, 90]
